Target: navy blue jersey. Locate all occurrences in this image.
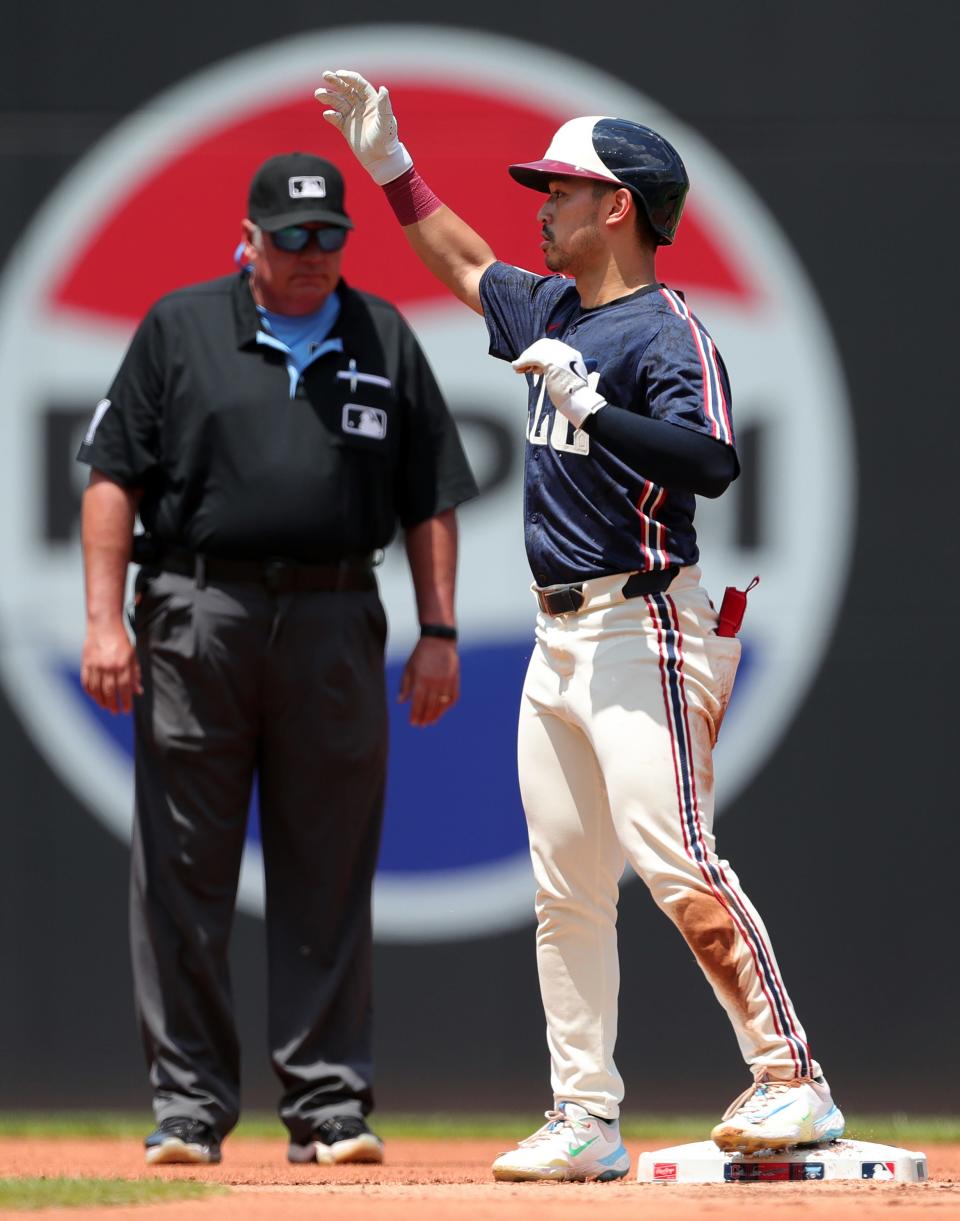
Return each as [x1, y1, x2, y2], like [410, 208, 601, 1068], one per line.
[479, 262, 736, 586]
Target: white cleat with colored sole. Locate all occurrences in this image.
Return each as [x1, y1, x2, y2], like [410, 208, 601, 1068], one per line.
[711, 1075, 845, 1155]
[491, 1101, 631, 1182]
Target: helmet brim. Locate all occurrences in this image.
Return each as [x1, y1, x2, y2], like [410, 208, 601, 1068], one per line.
[508, 159, 621, 192]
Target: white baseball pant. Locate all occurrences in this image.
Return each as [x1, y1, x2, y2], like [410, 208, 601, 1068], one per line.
[517, 565, 820, 1120]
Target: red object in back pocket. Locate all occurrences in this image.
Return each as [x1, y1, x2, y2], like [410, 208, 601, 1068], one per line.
[716, 576, 759, 637]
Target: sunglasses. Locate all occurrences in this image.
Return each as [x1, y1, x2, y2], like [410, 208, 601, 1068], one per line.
[270, 226, 348, 253]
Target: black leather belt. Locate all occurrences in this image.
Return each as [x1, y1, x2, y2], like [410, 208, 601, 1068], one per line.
[134, 541, 376, 594]
[535, 567, 678, 616]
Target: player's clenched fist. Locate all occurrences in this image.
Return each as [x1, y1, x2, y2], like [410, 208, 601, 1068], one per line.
[512, 338, 606, 428]
[315, 70, 413, 185]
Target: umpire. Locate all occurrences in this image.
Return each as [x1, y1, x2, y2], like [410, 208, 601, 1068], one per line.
[77, 152, 477, 1168]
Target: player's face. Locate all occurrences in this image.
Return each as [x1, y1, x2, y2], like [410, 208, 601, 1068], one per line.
[537, 179, 608, 275]
[242, 219, 345, 315]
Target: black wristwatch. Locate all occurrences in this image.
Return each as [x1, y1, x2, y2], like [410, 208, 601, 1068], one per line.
[419, 623, 458, 641]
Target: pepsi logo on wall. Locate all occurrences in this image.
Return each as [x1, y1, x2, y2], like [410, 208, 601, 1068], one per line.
[0, 26, 855, 941]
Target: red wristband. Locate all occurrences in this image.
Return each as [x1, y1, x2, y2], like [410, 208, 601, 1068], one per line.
[382, 167, 443, 226]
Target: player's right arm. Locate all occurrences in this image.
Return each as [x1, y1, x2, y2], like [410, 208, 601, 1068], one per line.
[315, 70, 495, 314]
[80, 470, 143, 714]
[393, 204, 494, 315]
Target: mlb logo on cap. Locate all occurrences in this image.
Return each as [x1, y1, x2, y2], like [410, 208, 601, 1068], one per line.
[247, 152, 353, 231]
[289, 175, 326, 198]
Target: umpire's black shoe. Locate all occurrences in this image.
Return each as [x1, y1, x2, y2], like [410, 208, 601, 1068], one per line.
[145, 1116, 222, 1165]
[287, 1115, 384, 1165]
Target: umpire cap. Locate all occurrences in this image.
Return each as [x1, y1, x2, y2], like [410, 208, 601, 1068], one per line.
[248, 152, 354, 231]
[508, 116, 688, 245]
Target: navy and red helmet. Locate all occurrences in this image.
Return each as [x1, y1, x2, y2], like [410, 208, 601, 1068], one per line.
[508, 116, 689, 245]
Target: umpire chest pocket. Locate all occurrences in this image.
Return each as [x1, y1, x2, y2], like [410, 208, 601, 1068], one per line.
[335, 401, 392, 453]
[330, 383, 399, 461]
[305, 361, 399, 458]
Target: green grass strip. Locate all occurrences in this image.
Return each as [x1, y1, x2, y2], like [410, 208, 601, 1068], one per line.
[0, 1110, 956, 1144]
[0, 1177, 224, 1210]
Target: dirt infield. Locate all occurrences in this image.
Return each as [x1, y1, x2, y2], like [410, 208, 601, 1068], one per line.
[1, 1138, 958, 1219]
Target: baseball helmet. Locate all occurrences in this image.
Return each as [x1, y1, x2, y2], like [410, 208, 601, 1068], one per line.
[508, 116, 689, 245]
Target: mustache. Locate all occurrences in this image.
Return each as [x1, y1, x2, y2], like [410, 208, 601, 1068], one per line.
[541, 226, 554, 241]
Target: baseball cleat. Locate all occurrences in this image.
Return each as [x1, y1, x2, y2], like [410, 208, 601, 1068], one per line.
[491, 1101, 630, 1182]
[287, 1115, 384, 1165]
[711, 1074, 845, 1154]
[145, 1117, 221, 1165]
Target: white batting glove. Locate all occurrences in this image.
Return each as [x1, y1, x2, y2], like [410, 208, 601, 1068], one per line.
[512, 338, 606, 428]
[315, 69, 414, 186]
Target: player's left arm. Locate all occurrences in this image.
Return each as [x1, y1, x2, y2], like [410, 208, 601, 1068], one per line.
[400, 510, 461, 728]
[513, 337, 738, 497]
[581, 409, 737, 497]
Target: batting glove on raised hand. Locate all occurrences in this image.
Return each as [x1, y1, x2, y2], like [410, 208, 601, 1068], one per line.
[315, 69, 414, 186]
[512, 338, 606, 428]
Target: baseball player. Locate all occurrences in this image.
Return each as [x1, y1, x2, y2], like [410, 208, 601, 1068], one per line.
[314, 71, 844, 1181]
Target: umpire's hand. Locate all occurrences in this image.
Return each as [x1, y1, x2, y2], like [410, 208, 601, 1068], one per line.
[398, 637, 460, 727]
[81, 620, 142, 715]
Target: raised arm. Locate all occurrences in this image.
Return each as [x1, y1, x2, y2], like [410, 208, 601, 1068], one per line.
[315, 70, 495, 314]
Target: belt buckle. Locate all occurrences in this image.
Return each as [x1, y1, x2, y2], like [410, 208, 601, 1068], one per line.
[538, 583, 585, 616]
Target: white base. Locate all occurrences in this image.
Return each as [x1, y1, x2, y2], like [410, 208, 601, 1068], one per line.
[637, 1139, 928, 1183]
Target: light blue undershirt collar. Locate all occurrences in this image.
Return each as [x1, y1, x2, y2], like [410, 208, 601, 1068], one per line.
[255, 293, 343, 398]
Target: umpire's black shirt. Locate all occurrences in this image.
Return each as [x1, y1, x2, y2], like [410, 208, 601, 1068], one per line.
[77, 273, 477, 561]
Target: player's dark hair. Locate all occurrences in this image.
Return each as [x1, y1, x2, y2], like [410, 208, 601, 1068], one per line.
[591, 181, 657, 250]
[631, 198, 658, 250]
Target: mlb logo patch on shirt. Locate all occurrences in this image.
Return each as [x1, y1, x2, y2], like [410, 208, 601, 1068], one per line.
[342, 404, 387, 440]
[288, 175, 326, 198]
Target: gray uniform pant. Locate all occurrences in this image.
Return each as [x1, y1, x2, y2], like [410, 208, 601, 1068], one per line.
[130, 569, 388, 1142]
